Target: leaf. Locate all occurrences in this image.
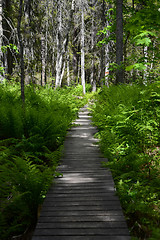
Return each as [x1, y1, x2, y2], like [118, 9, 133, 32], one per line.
[133, 30, 157, 46]
[133, 63, 147, 71]
[136, 37, 151, 46]
[125, 65, 134, 71]
[126, 63, 146, 71]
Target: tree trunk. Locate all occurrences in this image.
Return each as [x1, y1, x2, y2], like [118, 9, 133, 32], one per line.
[55, 3, 65, 89]
[67, 53, 70, 86]
[55, 37, 68, 88]
[99, 0, 106, 87]
[0, 0, 3, 80]
[143, 46, 148, 81]
[59, 60, 66, 86]
[91, 0, 96, 92]
[41, 36, 46, 86]
[105, 4, 112, 88]
[81, 0, 86, 95]
[116, 0, 124, 84]
[72, 29, 79, 84]
[3, 0, 14, 79]
[17, 0, 25, 104]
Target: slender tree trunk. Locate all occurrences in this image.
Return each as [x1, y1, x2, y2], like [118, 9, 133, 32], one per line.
[143, 46, 148, 81]
[72, 32, 79, 84]
[41, 36, 46, 86]
[17, 0, 25, 103]
[59, 60, 66, 86]
[91, 0, 96, 92]
[99, 0, 106, 86]
[0, 0, 3, 80]
[105, 4, 112, 88]
[55, 37, 68, 88]
[67, 53, 70, 86]
[81, 0, 85, 95]
[3, 0, 14, 79]
[55, 2, 64, 89]
[116, 0, 124, 84]
[124, 32, 130, 82]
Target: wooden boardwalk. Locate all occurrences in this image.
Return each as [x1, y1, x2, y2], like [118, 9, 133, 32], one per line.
[32, 106, 130, 240]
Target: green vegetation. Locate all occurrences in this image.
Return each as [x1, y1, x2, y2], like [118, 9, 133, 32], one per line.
[91, 83, 160, 239]
[0, 83, 89, 240]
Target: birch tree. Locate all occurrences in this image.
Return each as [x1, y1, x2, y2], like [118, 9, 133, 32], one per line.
[81, 0, 86, 94]
[90, 0, 97, 92]
[55, 0, 75, 88]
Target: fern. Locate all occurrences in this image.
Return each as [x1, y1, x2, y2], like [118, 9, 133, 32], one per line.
[91, 82, 160, 239]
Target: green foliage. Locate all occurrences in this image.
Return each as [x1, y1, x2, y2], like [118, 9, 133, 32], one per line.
[0, 156, 53, 239]
[1, 44, 19, 54]
[0, 83, 87, 239]
[134, 31, 157, 47]
[91, 83, 160, 239]
[0, 66, 5, 75]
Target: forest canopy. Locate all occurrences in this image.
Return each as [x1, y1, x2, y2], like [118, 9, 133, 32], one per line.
[0, 0, 160, 95]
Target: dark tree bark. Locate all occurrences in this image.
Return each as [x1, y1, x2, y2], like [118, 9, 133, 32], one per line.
[17, 0, 25, 104]
[116, 0, 124, 84]
[0, 0, 3, 66]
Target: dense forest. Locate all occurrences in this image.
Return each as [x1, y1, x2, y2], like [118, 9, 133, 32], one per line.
[0, 0, 160, 239]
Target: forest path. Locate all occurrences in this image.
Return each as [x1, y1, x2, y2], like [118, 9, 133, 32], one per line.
[32, 105, 130, 240]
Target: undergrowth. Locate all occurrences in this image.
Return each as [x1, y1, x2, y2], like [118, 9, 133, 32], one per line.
[0, 83, 89, 240]
[91, 82, 160, 239]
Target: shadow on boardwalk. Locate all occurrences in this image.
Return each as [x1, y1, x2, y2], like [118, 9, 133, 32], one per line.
[32, 105, 131, 240]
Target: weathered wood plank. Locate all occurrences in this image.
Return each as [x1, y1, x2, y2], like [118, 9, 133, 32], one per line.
[39, 210, 124, 217]
[36, 222, 128, 229]
[42, 201, 120, 208]
[45, 193, 117, 198]
[43, 196, 119, 202]
[32, 236, 130, 240]
[33, 228, 130, 236]
[37, 214, 126, 223]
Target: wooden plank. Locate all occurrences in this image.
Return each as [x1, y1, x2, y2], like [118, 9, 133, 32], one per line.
[33, 228, 130, 236]
[42, 200, 120, 207]
[45, 193, 117, 198]
[40, 205, 122, 212]
[32, 236, 131, 240]
[39, 210, 124, 217]
[47, 189, 115, 194]
[37, 214, 126, 223]
[49, 184, 114, 190]
[36, 222, 128, 229]
[36, 221, 128, 229]
[44, 196, 119, 202]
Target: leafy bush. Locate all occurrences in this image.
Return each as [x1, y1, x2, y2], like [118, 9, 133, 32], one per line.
[91, 83, 160, 239]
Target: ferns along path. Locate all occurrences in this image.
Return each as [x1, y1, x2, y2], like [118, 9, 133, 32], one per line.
[32, 105, 130, 240]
